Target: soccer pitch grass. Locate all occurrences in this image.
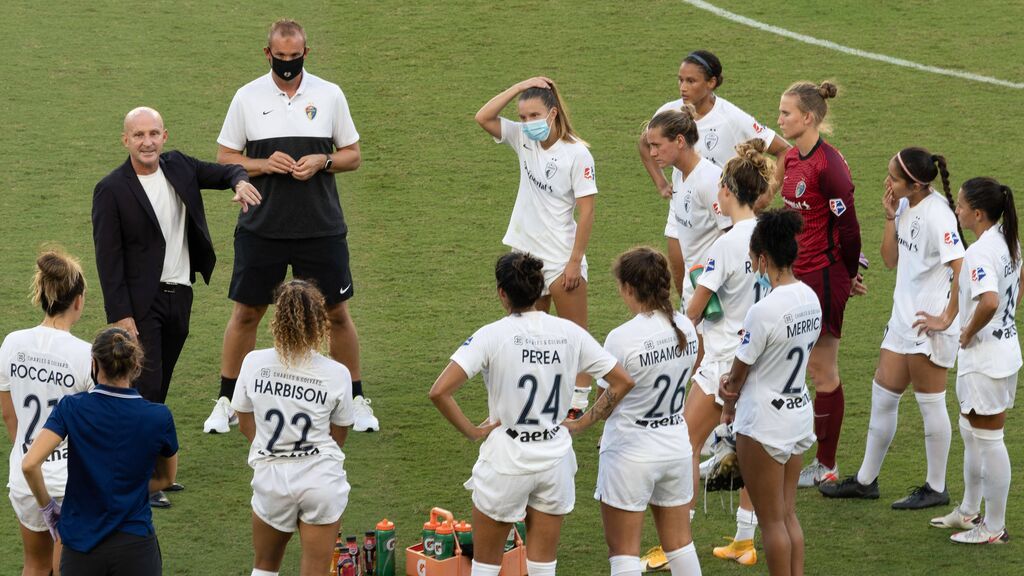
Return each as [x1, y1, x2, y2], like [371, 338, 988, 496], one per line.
[2, 1, 1023, 573]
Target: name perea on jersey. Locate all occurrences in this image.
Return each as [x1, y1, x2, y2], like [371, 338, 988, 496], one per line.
[522, 349, 561, 364]
[639, 339, 698, 368]
[253, 377, 329, 405]
[9, 356, 78, 389]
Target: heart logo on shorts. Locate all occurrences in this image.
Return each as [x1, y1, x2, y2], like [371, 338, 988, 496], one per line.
[771, 398, 785, 410]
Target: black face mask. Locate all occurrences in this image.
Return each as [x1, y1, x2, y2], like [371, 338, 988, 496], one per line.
[271, 55, 304, 81]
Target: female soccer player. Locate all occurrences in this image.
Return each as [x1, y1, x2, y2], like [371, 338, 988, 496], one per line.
[0, 250, 92, 576]
[777, 81, 864, 487]
[922, 177, 1021, 544]
[595, 247, 702, 576]
[23, 327, 178, 574]
[820, 148, 962, 509]
[720, 209, 821, 576]
[476, 76, 598, 416]
[232, 280, 355, 576]
[638, 50, 789, 295]
[429, 252, 634, 576]
[685, 140, 774, 567]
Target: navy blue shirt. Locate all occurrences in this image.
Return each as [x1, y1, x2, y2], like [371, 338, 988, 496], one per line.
[43, 384, 178, 553]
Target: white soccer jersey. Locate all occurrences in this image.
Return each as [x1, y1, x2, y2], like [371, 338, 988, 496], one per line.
[670, 158, 731, 302]
[957, 226, 1023, 378]
[733, 282, 821, 448]
[598, 311, 698, 462]
[697, 218, 764, 363]
[889, 193, 964, 340]
[451, 311, 617, 475]
[0, 326, 92, 497]
[232, 349, 355, 467]
[495, 117, 598, 265]
[655, 96, 777, 168]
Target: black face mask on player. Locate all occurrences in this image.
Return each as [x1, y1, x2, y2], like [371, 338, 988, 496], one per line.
[271, 55, 304, 81]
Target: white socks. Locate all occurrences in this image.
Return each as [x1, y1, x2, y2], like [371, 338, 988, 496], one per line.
[959, 416, 983, 515]
[251, 570, 278, 576]
[471, 560, 502, 576]
[916, 391, 951, 492]
[734, 507, 758, 541]
[665, 543, 702, 575]
[974, 427, 1011, 532]
[609, 555, 641, 576]
[857, 382, 901, 485]
[526, 559, 557, 576]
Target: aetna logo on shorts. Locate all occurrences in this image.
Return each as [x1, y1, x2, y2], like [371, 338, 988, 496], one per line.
[506, 426, 560, 442]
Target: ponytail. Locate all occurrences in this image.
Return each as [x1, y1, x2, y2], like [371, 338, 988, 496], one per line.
[31, 248, 86, 316]
[613, 247, 687, 351]
[894, 148, 968, 249]
[520, 80, 588, 147]
[1003, 185, 1020, 267]
[962, 177, 1019, 266]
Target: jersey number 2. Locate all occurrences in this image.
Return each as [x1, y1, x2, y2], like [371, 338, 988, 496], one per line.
[22, 394, 58, 454]
[643, 369, 689, 418]
[265, 409, 313, 453]
[516, 374, 561, 425]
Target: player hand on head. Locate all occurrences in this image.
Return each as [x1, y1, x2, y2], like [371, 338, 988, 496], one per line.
[232, 181, 262, 213]
[515, 76, 554, 92]
[291, 154, 328, 181]
[263, 150, 297, 175]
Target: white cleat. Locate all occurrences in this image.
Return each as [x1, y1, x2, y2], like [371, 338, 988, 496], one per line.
[951, 524, 1009, 544]
[931, 506, 981, 530]
[798, 458, 838, 488]
[352, 395, 380, 432]
[203, 396, 235, 434]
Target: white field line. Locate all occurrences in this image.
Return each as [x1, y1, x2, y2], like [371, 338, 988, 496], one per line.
[683, 0, 1024, 89]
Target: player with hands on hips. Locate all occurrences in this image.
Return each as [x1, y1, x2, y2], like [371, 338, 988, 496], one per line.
[595, 247, 703, 576]
[777, 81, 864, 488]
[0, 250, 92, 575]
[231, 280, 356, 576]
[921, 178, 1021, 545]
[683, 139, 774, 568]
[638, 50, 789, 296]
[820, 148, 963, 509]
[475, 77, 599, 420]
[430, 252, 635, 576]
[719, 209, 821, 576]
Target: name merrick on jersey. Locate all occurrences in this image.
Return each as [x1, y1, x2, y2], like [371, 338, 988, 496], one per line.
[253, 378, 329, 405]
[639, 340, 698, 368]
[9, 363, 79, 388]
[786, 317, 822, 339]
[522, 349, 561, 364]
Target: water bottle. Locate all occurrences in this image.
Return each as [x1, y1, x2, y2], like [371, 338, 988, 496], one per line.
[434, 521, 455, 560]
[331, 534, 344, 575]
[363, 531, 376, 575]
[422, 519, 438, 558]
[454, 520, 473, 559]
[346, 536, 360, 574]
[375, 519, 396, 576]
[688, 264, 723, 321]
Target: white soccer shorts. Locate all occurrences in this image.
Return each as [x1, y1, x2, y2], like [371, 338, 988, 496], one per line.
[9, 492, 62, 533]
[956, 371, 1017, 416]
[881, 324, 958, 369]
[594, 452, 693, 511]
[251, 456, 349, 533]
[464, 451, 577, 523]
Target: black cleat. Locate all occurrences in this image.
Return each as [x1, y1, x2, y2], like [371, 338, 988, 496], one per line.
[819, 475, 880, 499]
[149, 491, 171, 509]
[891, 483, 949, 510]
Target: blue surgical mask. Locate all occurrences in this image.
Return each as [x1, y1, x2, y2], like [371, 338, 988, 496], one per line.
[522, 117, 551, 141]
[754, 258, 772, 293]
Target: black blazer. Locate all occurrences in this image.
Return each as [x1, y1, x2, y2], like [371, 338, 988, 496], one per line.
[92, 151, 247, 323]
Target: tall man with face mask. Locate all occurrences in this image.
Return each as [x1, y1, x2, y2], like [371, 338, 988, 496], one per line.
[206, 19, 380, 435]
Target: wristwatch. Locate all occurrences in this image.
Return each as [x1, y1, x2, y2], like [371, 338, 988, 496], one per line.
[323, 154, 333, 172]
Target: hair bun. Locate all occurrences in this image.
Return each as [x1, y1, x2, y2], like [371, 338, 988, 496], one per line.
[679, 101, 697, 118]
[817, 81, 838, 99]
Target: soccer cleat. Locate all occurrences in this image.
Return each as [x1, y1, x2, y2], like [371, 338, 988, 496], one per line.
[149, 491, 171, 509]
[639, 545, 668, 572]
[798, 459, 839, 488]
[203, 396, 236, 434]
[818, 475, 880, 499]
[703, 424, 744, 491]
[930, 506, 981, 530]
[701, 432, 715, 457]
[352, 395, 380, 432]
[891, 483, 950, 510]
[951, 524, 1009, 545]
[713, 537, 757, 566]
[165, 482, 185, 493]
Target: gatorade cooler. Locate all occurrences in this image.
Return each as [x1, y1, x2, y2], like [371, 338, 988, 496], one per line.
[405, 507, 526, 576]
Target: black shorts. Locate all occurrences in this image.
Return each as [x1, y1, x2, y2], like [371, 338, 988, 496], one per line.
[61, 531, 161, 576]
[229, 228, 354, 307]
[796, 260, 851, 339]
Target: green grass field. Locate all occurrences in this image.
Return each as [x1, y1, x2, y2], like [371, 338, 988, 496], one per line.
[2, 1, 1023, 574]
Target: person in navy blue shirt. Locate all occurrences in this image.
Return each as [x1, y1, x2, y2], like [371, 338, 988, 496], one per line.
[22, 327, 178, 575]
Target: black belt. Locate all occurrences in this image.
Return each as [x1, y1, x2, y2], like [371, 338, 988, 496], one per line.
[159, 283, 188, 293]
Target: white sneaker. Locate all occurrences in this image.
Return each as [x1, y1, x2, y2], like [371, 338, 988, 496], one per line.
[930, 506, 981, 530]
[951, 524, 1009, 544]
[203, 397, 236, 434]
[352, 395, 379, 432]
[798, 458, 839, 488]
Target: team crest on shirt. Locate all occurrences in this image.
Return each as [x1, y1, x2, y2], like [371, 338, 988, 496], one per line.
[545, 161, 558, 180]
[944, 231, 961, 246]
[910, 219, 921, 239]
[971, 267, 986, 282]
[260, 368, 271, 378]
[683, 192, 692, 213]
[704, 130, 719, 151]
[305, 103, 317, 120]
[705, 257, 716, 272]
[829, 198, 847, 216]
[795, 181, 807, 198]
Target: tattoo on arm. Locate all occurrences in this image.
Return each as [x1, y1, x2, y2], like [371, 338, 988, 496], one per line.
[589, 390, 618, 423]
